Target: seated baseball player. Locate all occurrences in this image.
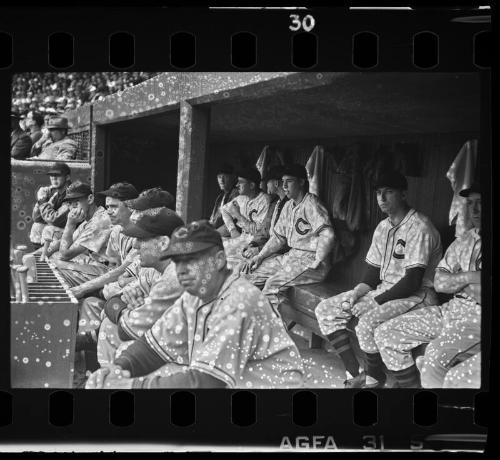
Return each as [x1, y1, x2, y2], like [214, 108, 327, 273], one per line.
[238, 165, 288, 269]
[246, 163, 335, 316]
[85, 220, 304, 389]
[374, 183, 481, 388]
[49, 181, 112, 287]
[70, 182, 139, 300]
[220, 167, 272, 269]
[76, 187, 176, 351]
[208, 163, 238, 236]
[29, 162, 72, 253]
[315, 171, 442, 388]
[97, 207, 185, 367]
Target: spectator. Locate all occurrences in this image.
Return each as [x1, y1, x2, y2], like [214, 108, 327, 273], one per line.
[11, 112, 32, 159]
[26, 111, 45, 146]
[32, 116, 78, 161]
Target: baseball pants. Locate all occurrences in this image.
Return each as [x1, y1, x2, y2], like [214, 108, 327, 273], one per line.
[315, 284, 437, 353]
[442, 352, 481, 389]
[97, 318, 124, 366]
[420, 299, 481, 388]
[78, 296, 105, 338]
[222, 233, 253, 270]
[52, 259, 110, 287]
[248, 249, 330, 313]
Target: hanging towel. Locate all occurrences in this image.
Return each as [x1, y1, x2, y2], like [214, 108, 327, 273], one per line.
[447, 139, 478, 237]
[255, 145, 284, 189]
[305, 145, 325, 198]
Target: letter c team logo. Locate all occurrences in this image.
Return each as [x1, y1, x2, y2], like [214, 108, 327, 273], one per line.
[295, 217, 311, 235]
[249, 209, 258, 221]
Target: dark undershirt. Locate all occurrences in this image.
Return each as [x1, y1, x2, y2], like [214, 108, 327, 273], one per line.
[362, 263, 425, 305]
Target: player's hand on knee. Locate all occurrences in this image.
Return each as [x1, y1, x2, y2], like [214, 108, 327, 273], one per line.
[249, 255, 262, 272]
[85, 367, 112, 389]
[351, 299, 371, 317]
[243, 246, 259, 259]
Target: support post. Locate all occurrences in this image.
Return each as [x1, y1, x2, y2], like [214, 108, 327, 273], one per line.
[176, 101, 210, 223]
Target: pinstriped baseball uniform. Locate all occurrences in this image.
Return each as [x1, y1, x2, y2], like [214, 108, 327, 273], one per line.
[221, 192, 272, 269]
[248, 193, 332, 311]
[136, 273, 304, 388]
[97, 261, 183, 366]
[316, 209, 442, 353]
[375, 228, 481, 388]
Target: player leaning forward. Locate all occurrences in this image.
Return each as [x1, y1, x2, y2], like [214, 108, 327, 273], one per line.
[97, 207, 184, 367]
[315, 171, 442, 388]
[374, 183, 482, 388]
[247, 164, 335, 314]
[86, 221, 304, 389]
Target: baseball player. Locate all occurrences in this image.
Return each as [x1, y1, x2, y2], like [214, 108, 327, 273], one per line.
[85, 221, 304, 389]
[76, 187, 175, 351]
[209, 163, 239, 236]
[29, 162, 71, 251]
[49, 181, 112, 287]
[315, 171, 442, 388]
[238, 165, 288, 268]
[220, 167, 272, 269]
[246, 164, 335, 315]
[374, 183, 481, 388]
[70, 182, 139, 300]
[97, 207, 184, 366]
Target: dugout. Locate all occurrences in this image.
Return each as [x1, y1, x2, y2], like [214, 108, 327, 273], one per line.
[64, 71, 481, 287]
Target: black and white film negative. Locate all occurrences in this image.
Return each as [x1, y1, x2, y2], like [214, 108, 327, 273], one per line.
[1, 3, 491, 453]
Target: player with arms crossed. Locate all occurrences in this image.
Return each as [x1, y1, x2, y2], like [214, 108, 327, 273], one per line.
[315, 171, 442, 388]
[86, 221, 304, 389]
[374, 183, 481, 388]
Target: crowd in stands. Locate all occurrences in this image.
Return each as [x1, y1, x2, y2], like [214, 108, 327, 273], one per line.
[12, 72, 160, 116]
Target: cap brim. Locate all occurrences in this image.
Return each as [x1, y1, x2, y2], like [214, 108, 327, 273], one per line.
[46, 171, 65, 176]
[459, 187, 480, 198]
[160, 242, 218, 260]
[121, 222, 157, 239]
[63, 193, 88, 202]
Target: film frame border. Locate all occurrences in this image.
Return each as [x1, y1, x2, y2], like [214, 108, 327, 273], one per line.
[0, 4, 491, 451]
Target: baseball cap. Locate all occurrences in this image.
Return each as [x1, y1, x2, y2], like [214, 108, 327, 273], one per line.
[98, 182, 139, 201]
[263, 165, 286, 182]
[46, 162, 71, 176]
[125, 187, 175, 211]
[216, 163, 235, 175]
[282, 163, 308, 180]
[121, 207, 185, 240]
[237, 167, 261, 185]
[374, 170, 408, 191]
[160, 220, 223, 259]
[46, 116, 69, 130]
[63, 180, 93, 201]
[459, 182, 481, 198]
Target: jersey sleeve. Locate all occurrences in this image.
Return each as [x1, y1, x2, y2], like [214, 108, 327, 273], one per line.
[272, 201, 290, 240]
[144, 297, 190, 365]
[190, 309, 258, 388]
[436, 238, 462, 273]
[73, 213, 111, 254]
[404, 223, 438, 269]
[365, 223, 384, 267]
[119, 270, 183, 340]
[306, 196, 332, 234]
[105, 227, 121, 263]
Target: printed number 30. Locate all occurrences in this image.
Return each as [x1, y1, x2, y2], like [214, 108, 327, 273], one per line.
[289, 14, 315, 32]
